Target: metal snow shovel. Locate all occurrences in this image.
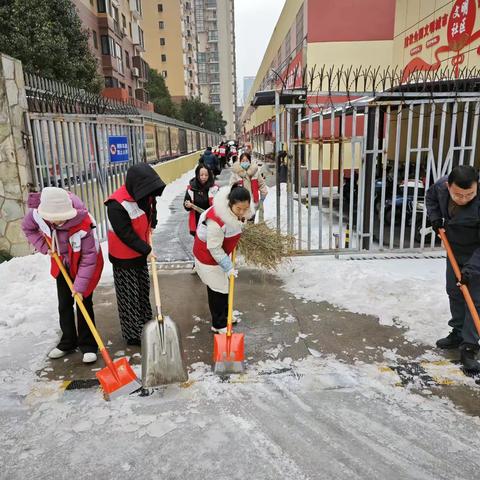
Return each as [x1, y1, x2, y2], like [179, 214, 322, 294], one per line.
[438, 229, 480, 336]
[141, 248, 188, 387]
[45, 237, 141, 400]
[213, 248, 245, 375]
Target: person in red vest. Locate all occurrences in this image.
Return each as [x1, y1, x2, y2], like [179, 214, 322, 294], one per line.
[184, 163, 219, 236]
[22, 187, 104, 364]
[229, 152, 268, 219]
[193, 184, 251, 333]
[105, 163, 165, 346]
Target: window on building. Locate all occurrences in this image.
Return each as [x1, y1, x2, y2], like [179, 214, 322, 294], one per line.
[208, 30, 218, 42]
[160, 38, 165, 46]
[101, 35, 113, 55]
[284, 28, 291, 61]
[104, 76, 119, 88]
[125, 50, 130, 68]
[158, 3, 163, 12]
[115, 42, 124, 74]
[138, 27, 145, 49]
[120, 82, 125, 89]
[188, 43, 193, 51]
[295, 5, 304, 54]
[97, 0, 106, 13]
[189, 70, 193, 78]
[198, 52, 206, 63]
[122, 14, 126, 29]
[209, 73, 219, 83]
[159, 21, 165, 29]
[161, 54, 167, 62]
[128, 86, 133, 97]
[92, 30, 98, 49]
[198, 73, 208, 83]
[210, 94, 220, 103]
[162, 71, 168, 78]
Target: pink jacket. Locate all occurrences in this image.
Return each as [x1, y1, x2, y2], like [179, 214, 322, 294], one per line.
[22, 192, 100, 295]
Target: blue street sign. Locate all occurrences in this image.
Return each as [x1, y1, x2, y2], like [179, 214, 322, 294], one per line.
[108, 136, 129, 163]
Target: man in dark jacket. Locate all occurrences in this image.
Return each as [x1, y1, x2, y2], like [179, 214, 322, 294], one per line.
[426, 165, 480, 372]
[105, 163, 166, 345]
[200, 147, 220, 175]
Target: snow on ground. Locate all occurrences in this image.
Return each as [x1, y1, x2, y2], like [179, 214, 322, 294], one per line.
[278, 255, 448, 347]
[155, 167, 196, 227]
[3, 167, 480, 479]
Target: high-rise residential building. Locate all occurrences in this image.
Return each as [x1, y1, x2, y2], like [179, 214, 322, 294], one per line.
[195, 0, 237, 138]
[143, 1, 199, 101]
[74, 0, 150, 108]
[242, 76, 255, 106]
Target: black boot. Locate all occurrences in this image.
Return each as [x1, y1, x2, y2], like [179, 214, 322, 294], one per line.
[436, 330, 463, 349]
[460, 344, 480, 373]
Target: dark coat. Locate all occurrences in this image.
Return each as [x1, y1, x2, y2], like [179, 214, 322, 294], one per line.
[426, 175, 480, 270]
[184, 165, 217, 234]
[105, 163, 166, 268]
[200, 149, 219, 173]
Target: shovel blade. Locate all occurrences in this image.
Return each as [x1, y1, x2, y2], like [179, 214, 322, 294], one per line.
[213, 333, 245, 374]
[141, 316, 188, 387]
[96, 357, 141, 400]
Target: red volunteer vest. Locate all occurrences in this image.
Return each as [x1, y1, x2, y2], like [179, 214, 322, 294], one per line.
[107, 185, 150, 259]
[186, 184, 218, 233]
[33, 210, 104, 297]
[237, 177, 260, 203]
[193, 207, 241, 265]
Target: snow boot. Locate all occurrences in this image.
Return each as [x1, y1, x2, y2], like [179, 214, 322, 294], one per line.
[82, 352, 97, 364]
[460, 344, 480, 373]
[436, 330, 463, 349]
[48, 347, 73, 359]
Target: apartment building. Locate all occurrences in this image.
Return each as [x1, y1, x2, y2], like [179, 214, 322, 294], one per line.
[195, 0, 237, 138]
[143, 1, 199, 101]
[74, 0, 150, 108]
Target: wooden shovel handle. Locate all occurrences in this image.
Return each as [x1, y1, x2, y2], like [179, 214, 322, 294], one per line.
[148, 232, 163, 322]
[438, 228, 480, 337]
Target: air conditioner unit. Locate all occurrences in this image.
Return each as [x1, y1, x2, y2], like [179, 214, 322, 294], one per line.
[132, 67, 140, 77]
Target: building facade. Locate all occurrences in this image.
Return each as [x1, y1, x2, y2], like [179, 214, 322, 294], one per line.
[74, 0, 150, 108]
[142, 0, 199, 102]
[195, 0, 237, 138]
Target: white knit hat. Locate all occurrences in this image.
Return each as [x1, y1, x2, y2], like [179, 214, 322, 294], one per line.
[37, 187, 77, 222]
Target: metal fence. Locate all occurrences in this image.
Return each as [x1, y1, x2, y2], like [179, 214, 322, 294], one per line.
[25, 113, 144, 240]
[257, 66, 480, 254]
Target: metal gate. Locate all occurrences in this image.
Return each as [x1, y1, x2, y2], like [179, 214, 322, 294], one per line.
[276, 93, 480, 254]
[25, 113, 144, 240]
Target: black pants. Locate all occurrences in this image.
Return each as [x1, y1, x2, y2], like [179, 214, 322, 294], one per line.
[56, 274, 97, 354]
[446, 258, 480, 346]
[207, 286, 228, 329]
[113, 264, 152, 342]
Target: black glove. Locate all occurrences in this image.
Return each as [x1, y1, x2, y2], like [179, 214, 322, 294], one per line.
[431, 218, 444, 234]
[459, 268, 472, 286]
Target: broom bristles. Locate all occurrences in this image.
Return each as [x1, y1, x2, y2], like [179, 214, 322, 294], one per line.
[238, 222, 295, 271]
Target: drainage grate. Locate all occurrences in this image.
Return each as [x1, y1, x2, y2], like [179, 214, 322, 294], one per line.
[156, 261, 194, 270]
[63, 379, 100, 390]
[345, 254, 446, 261]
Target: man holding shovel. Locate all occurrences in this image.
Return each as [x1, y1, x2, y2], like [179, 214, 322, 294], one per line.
[426, 165, 480, 372]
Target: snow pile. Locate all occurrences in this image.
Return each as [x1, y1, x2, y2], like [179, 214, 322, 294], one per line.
[0, 253, 57, 338]
[156, 167, 196, 227]
[278, 255, 448, 346]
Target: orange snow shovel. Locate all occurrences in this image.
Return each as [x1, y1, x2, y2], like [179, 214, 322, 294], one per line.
[439, 228, 480, 336]
[213, 248, 245, 374]
[45, 237, 141, 400]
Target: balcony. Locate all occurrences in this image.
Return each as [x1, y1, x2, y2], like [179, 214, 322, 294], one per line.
[129, 0, 142, 19]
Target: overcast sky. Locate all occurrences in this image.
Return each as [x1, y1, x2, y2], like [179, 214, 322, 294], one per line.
[234, 0, 285, 105]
